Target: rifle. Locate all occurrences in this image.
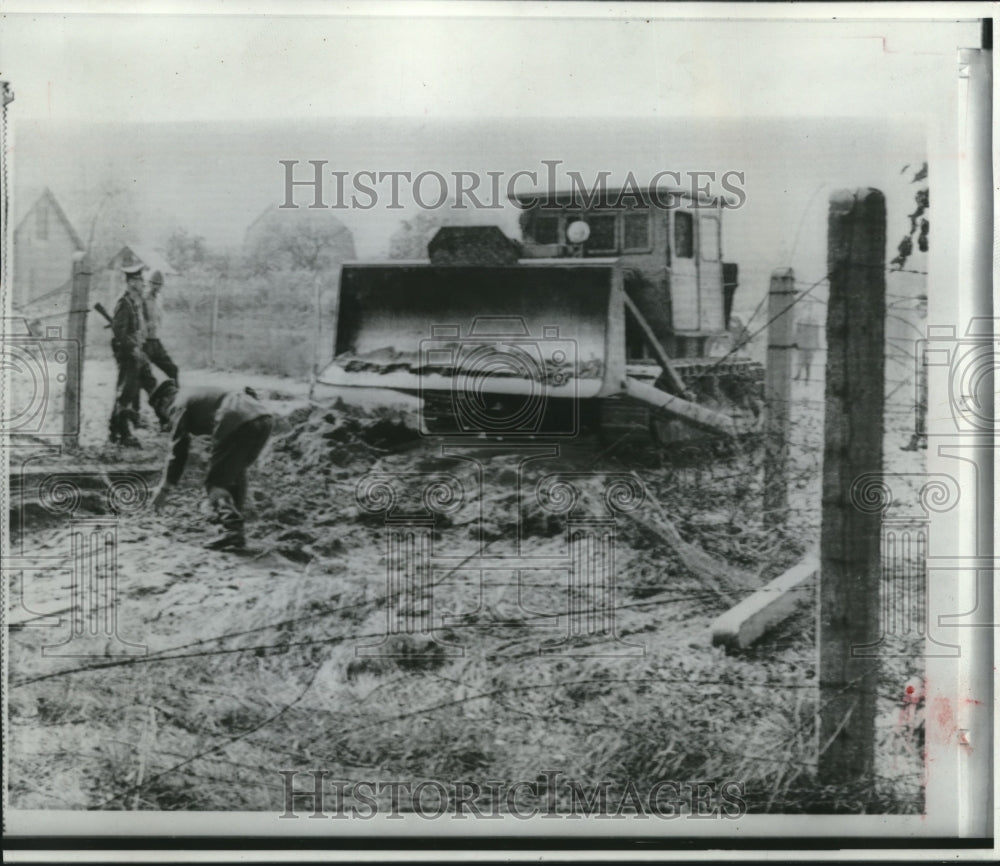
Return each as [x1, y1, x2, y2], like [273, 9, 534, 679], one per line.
[94, 302, 113, 329]
[95, 302, 146, 359]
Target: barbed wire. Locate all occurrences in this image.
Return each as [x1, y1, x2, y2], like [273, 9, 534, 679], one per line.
[93, 656, 324, 809]
[688, 272, 833, 384]
[8, 267, 928, 812]
[76, 663, 922, 811]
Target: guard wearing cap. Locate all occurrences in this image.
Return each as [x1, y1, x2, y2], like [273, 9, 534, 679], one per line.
[142, 270, 179, 385]
[110, 263, 157, 446]
[149, 380, 273, 551]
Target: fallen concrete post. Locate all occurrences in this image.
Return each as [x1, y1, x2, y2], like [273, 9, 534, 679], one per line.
[710, 551, 819, 651]
[624, 377, 736, 437]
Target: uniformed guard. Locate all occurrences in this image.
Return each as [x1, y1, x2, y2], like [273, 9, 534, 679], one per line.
[110, 263, 158, 447]
[149, 380, 274, 551]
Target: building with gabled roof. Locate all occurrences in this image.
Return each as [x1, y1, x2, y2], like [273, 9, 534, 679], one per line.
[12, 187, 84, 311]
[106, 243, 177, 279]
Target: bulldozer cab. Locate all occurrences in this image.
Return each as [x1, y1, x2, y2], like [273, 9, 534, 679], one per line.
[514, 187, 735, 362]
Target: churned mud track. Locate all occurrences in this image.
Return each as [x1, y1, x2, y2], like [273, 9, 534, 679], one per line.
[7, 391, 924, 812]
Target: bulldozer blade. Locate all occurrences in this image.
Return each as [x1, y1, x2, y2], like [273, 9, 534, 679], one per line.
[624, 377, 738, 438]
[319, 260, 628, 401]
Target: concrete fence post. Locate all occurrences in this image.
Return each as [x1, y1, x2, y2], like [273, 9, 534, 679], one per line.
[764, 267, 796, 528]
[818, 188, 886, 786]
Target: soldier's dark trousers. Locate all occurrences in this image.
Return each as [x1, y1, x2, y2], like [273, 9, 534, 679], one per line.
[110, 348, 157, 440]
[131, 339, 178, 418]
[205, 416, 274, 538]
[143, 338, 179, 384]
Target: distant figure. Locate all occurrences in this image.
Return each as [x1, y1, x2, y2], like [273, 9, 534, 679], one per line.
[727, 314, 750, 352]
[150, 381, 274, 551]
[793, 314, 822, 382]
[109, 263, 158, 447]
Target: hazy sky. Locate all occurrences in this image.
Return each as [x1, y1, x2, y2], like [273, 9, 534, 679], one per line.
[1, 5, 981, 315]
[0, 8, 979, 123]
[11, 116, 927, 285]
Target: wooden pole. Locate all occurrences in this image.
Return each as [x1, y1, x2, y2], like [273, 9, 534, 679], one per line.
[209, 283, 219, 368]
[764, 268, 795, 528]
[818, 189, 886, 786]
[63, 253, 91, 446]
[314, 273, 323, 377]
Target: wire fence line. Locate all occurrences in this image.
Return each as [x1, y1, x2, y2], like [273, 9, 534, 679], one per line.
[73, 659, 921, 811]
[8, 251, 928, 814]
[9, 444, 926, 814]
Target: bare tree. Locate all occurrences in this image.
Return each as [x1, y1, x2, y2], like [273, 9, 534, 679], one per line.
[79, 180, 139, 262]
[165, 227, 212, 274]
[246, 208, 355, 274]
[244, 208, 356, 376]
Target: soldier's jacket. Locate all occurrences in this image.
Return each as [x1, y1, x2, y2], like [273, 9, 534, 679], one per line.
[112, 287, 148, 355]
[163, 386, 272, 486]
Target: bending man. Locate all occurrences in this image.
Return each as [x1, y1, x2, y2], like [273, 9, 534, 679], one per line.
[150, 381, 274, 551]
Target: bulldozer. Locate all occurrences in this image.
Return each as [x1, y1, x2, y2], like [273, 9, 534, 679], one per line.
[317, 185, 763, 446]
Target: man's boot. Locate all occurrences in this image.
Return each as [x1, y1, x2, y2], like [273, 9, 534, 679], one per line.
[119, 424, 142, 448]
[110, 411, 138, 447]
[205, 490, 246, 550]
[121, 408, 143, 447]
[204, 531, 246, 551]
[120, 418, 142, 448]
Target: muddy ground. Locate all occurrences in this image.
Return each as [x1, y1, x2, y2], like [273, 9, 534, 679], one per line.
[6, 358, 927, 814]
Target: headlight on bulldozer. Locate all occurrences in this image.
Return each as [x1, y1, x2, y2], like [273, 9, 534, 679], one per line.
[704, 333, 735, 359]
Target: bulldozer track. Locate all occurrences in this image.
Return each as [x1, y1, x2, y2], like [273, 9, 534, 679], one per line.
[419, 357, 764, 449]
